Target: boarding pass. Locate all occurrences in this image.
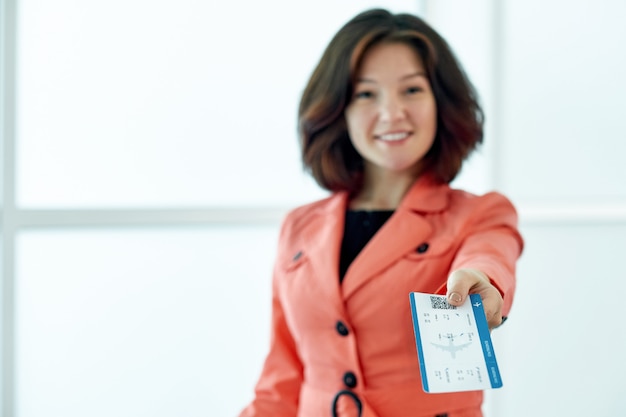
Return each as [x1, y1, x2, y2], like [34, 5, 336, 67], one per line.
[409, 292, 503, 393]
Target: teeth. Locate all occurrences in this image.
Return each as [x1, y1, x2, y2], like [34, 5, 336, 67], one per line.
[378, 132, 409, 141]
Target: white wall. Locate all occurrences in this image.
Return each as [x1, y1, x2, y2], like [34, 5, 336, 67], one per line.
[427, 0, 626, 416]
[3, 0, 626, 416]
[2, 1, 426, 417]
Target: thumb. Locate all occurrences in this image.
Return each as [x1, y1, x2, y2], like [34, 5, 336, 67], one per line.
[446, 269, 486, 306]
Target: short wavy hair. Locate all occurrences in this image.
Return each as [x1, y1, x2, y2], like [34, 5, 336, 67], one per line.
[298, 8, 484, 193]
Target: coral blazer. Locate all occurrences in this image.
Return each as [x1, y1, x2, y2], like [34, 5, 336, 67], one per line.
[239, 176, 523, 417]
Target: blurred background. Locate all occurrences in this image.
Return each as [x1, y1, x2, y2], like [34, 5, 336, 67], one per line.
[1, 0, 625, 416]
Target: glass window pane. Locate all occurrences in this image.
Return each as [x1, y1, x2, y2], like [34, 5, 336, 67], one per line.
[500, 0, 626, 204]
[16, 226, 278, 417]
[489, 222, 626, 416]
[17, 0, 421, 208]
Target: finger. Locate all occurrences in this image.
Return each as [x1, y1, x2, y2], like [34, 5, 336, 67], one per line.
[445, 269, 475, 306]
[489, 315, 503, 329]
[479, 287, 504, 328]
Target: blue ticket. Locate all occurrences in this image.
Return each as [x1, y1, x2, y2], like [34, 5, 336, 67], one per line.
[409, 292, 503, 393]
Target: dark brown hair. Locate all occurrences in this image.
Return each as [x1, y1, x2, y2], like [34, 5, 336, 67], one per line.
[298, 8, 484, 192]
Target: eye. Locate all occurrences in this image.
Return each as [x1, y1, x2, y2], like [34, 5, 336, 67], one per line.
[354, 90, 374, 100]
[406, 86, 424, 94]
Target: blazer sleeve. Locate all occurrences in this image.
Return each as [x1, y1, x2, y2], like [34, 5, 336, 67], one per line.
[238, 230, 304, 416]
[450, 192, 524, 317]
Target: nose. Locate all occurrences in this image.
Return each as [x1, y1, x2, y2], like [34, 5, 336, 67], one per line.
[378, 94, 406, 123]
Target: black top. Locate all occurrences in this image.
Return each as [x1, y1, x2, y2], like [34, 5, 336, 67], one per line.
[339, 210, 394, 282]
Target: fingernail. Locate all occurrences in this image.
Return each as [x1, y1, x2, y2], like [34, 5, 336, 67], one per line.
[449, 292, 462, 303]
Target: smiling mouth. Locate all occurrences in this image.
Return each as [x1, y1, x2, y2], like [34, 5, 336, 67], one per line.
[377, 132, 411, 142]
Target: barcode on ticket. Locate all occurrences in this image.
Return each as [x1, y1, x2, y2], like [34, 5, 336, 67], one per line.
[429, 296, 457, 310]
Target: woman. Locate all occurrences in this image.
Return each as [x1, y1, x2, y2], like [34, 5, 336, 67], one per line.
[239, 8, 523, 417]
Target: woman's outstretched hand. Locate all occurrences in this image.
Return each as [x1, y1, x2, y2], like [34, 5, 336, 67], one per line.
[446, 268, 504, 329]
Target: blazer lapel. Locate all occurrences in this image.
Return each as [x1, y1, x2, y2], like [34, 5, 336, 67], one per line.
[342, 176, 450, 299]
[296, 192, 349, 312]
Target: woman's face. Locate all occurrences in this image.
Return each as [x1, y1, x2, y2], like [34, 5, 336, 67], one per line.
[345, 42, 437, 178]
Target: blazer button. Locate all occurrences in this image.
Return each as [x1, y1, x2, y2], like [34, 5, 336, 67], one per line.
[292, 250, 303, 261]
[416, 243, 429, 254]
[343, 371, 357, 388]
[335, 320, 349, 336]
